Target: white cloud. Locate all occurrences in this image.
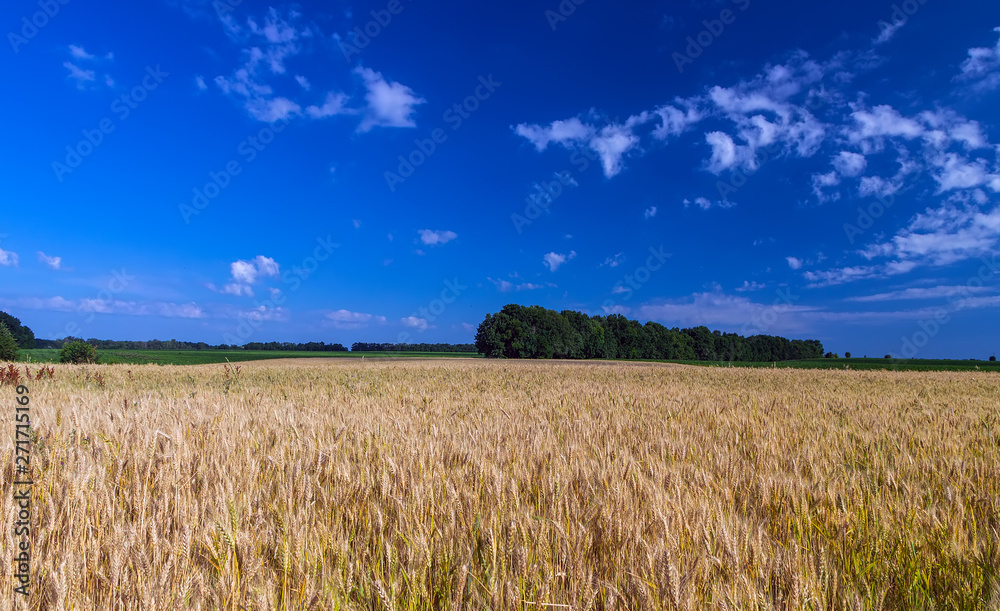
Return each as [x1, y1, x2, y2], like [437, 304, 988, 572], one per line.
[37, 252, 61, 270]
[295, 75, 311, 90]
[638, 289, 819, 335]
[832, 151, 867, 177]
[0, 296, 205, 318]
[230, 260, 257, 284]
[956, 27, 1000, 90]
[644, 206, 657, 219]
[516, 54, 830, 179]
[235, 305, 288, 322]
[847, 104, 924, 147]
[652, 103, 702, 140]
[858, 175, 901, 198]
[883, 202, 1000, 266]
[0, 249, 18, 267]
[514, 118, 593, 151]
[514, 115, 648, 178]
[213, 8, 312, 123]
[812, 171, 841, 201]
[195, 75, 208, 91]
[69, 44, 94, 60]
[326, 309, 386, 330]
[705, 131, 738, 173]
[488, 277, 547, 292]
[489, 277, 513, 292]
[401, 316, 429, 331]
[418, 229, 457, 246]
[802, 265, 879, 287]
[602, 253, 625, 268]
[63, 62, 96, 87]
[929, 153, 998, 193]
[590, 122, 640, 177]
[873, 20, 904, 45]
[218, 282, 252, 298]
[684, 197, 735, 211]
[306, 92, 350, 119]
[736, 280, 766, 292]
[786, 256, 803, 270]
[543, 250, 577, 272]
[846, 285, 995, 302]
[159, 303, 206, 318]
[356, 67, 425, 132]
[224, 256, 280, 295]
[246, 96, 300, 122]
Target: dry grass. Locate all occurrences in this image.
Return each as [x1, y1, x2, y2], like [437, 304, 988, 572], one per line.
[1, 359, 999, 610]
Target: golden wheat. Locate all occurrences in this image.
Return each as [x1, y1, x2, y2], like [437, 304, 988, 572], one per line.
[1, 359, 998, 609]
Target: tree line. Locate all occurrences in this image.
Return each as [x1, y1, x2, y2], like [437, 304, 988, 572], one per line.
[31, 336, 476, 353]
[350, 342, 477, 353]
[475, 304, 825, 361]
[34, 338, 350, 351]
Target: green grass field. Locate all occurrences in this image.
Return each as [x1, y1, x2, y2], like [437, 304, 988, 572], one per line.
[17, 348, 997, 371]
[18, 349, 480, 365]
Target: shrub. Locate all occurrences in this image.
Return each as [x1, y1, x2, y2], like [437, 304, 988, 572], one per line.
[60, 341, 98, 364]
[845, 352, 852, 359]
[0, 322, 18, 362]
[991, 356, 997, 362]
[884, 354, 892, 359]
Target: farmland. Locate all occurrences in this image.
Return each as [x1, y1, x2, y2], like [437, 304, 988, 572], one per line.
[17, 348, 1000, 372]
[17, 349, 480, 366]
[1, 359, 998, 608]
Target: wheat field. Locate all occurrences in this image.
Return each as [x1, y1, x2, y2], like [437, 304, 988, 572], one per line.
[1, 359, 998, 610]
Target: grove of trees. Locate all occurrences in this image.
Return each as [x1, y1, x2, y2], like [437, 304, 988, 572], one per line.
[0, 312, 35, 349]
[475, 304, 825, 362]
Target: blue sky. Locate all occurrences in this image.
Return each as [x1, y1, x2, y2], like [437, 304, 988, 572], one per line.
[2, 0, 1000, 358]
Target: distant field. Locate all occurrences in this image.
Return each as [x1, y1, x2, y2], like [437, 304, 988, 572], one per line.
[675, 357, 1000, 372]
[18, 349, 997, 370]
[19, 348, 480, 365]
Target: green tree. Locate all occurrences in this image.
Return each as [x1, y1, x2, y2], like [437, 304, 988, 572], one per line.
[683, 326, 717, 360]
[0, 322, 18, 362]
[60, 341, 98, 364]
[0, 312, 35, 349]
